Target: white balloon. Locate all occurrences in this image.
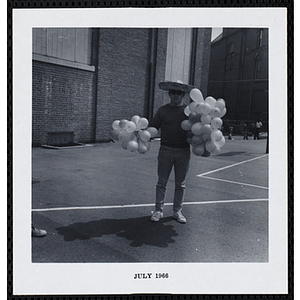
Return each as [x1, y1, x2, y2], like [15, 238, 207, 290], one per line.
[139, 130, 151, 142]
[131, 115, 140, 124]
[189, 101, 198, 112]
[211, 129, 223, 142]
[121, 141, 128, 150]
[215, 136, 226, 147]
[144, 140, 151, 150]
[191, 122, 203, 135]
[209, 107, 221, 118]
[190, 88, 204, 103]
[127, 140, 138, 152]
[205, 96, 216, 107]
[195, 104, 203, 115]
[211, 117, 223, 129]
[192, 144, 205, 156]
[220, 107, 227, 118]
[118, 130, 133, 143]
[202, 124, 212, 135]
[136, 117, 149, 130]
[181, 120, 193, 131]
[214, 99, 226, 111]
[138, 140, 149, 154]
[199, 103, 212, 115]
[112, 120, 120, 130]
[201, 114, 212, 125]
[191, 134, 204, 146]
[205, 140, 217, 153]
[184, 105, 191, 116]
[147, 127, 158, 138]
[124, 121, 136, 133]
[119, 119, 128, 129]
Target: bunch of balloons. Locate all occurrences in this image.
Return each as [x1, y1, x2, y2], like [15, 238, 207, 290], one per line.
[111, 115, 158, 154]
[181, 88, 227, 157]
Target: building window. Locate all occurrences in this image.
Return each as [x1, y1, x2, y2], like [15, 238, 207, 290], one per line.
[257, 29, 263, 47]
[254, 52, 261, 79]
[226, 42, 235, 70]
[33, 28, 92, 65]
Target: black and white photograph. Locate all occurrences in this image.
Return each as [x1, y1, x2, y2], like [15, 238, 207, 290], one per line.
[11, 7, 288, 296]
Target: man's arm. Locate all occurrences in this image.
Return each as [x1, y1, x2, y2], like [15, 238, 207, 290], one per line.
[149, 108, 161, 130]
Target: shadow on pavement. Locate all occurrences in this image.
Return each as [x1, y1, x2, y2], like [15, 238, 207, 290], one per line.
[56, 216, 178, 248]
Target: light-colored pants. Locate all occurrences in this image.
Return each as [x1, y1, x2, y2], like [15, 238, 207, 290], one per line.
[155, 146, 191, 213]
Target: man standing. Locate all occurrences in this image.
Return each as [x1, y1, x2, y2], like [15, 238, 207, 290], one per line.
[254, 119, 263, 140]
[149, 80, 195, 223]
[243, 122, 248, 140]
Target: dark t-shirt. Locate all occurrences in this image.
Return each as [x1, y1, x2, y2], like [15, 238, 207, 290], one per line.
[149, 103, 189, 148]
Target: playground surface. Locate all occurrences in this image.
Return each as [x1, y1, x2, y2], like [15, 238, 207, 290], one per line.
[32, 135, 268, 263]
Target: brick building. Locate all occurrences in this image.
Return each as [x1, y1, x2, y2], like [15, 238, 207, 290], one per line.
[207, 28, 268, 134]
[32, 28, 212, 146]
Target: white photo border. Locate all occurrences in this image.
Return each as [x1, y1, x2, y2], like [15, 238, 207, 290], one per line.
[12, 7, 288, 296]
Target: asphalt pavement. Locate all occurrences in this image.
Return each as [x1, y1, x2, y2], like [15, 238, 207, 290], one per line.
[32, 135, 268, 263]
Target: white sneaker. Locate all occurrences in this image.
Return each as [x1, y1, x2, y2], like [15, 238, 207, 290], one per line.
[151, 211, 163, 222]
[173, 211, 186, 223]
[32, 227, 47, 237]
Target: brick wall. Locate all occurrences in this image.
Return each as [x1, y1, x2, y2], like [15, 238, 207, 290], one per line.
[32, 28, 212, 146]
[32, 60, 94, 146]
[95, 28, 150, 142]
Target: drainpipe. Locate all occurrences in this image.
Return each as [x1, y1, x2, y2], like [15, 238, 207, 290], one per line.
[189, 28, 198, 87]
[147, 28, 158, 121]
[92, 28, 100, 143]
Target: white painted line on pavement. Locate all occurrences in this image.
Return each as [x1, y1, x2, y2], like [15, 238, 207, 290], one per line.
[32, 198, 268, 212]
[200, 175, 269, 190]
[32, 203, 153, 212]
[185, 198, 268, 205]
[197, 154, 268, 177]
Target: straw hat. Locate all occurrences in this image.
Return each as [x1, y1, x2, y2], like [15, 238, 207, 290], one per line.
[159, 80, 195, 93]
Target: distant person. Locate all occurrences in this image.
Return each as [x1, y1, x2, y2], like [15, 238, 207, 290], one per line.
[228, 126, 234, 140]
[149, 80, 195, 224]
[254, 119, 262, 140]
[243, 122, 248, 140]
[32, 225, 47, 237]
